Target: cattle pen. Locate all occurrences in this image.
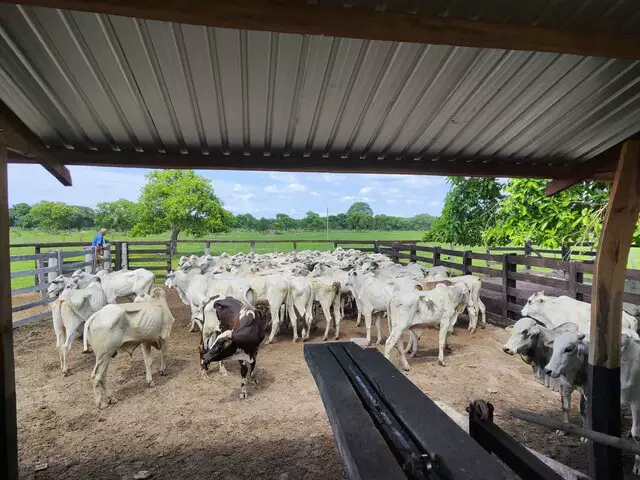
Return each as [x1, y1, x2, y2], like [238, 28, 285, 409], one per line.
[2, 1, 640, 479]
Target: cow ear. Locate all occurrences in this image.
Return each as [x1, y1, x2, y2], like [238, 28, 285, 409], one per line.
[577, 333, 586, 341]
[544, 338, 555, 348]
[553, 322, 579, 334]
[529, 325, 540, 337]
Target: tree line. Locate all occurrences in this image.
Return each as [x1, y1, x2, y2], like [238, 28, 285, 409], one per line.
[10, 172, 436, 238]
[425, 176, 621, 248]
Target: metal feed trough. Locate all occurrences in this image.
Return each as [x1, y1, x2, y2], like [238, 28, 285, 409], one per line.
[304, 342, 562, 480]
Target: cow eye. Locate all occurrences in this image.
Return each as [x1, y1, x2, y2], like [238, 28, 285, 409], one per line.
[564, 346, 574, 353]
[521, 329, 528, 336]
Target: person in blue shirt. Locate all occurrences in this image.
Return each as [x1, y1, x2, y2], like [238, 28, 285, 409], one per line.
[92, 228, 108, 263]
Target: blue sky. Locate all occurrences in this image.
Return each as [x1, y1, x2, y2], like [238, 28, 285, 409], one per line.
[7, 165, 448, 218]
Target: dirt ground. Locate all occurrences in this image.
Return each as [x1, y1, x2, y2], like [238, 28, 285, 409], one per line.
[13, 287, 637, 479]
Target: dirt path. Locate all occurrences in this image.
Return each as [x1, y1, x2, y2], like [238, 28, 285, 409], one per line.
[13, 288, 638, 479]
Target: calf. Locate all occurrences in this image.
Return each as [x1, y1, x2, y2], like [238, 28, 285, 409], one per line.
[502, 317, 580, 434]
[199, 296, 265, 398]
[83, 287, 175, 408]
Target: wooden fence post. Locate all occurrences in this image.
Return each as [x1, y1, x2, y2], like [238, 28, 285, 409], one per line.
[433, 246, 441, 266]
[204, 241, 211, 256]
[166, 242, 172, 275]
[114, 242, 121, 271]
[249, 241, 255, 254]
[121, 242, 128, 270]
[34, 245, 40, 286]
[56, 250, 63, 277]
[333, 241, 338, 250]
[392, 243, 399, 263]
[524, 240, 532, 271]
[374, 241, 380, 254]
[293, 241, 297, 253]
[103, 245, 111, 272]
[36, 256, 45, 299]
[485, 246, 491, 267]
[410, 245, 417, 263]
[84, 247, 93, 273]
[502, 254, 517, 323]
[463, 250, 472, 275]
[561, 244, 571, 261]
[47, 251, 58, 283]
[568, 261, 578, 299]
[576, 268, 585, 302]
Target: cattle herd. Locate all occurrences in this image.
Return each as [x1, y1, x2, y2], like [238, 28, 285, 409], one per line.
[44, 247, 640, 475]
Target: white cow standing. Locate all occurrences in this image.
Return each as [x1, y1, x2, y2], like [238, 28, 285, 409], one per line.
[72, 268, 155, 304]
[83, 287, 175, 408]
[52, 277, 107, 375]
[522, 291, 638, 333]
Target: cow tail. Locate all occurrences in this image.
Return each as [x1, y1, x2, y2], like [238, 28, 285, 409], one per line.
[332, 281, 340, 297]
[387, 297, 393, 337]
[83, 311, 96, 352]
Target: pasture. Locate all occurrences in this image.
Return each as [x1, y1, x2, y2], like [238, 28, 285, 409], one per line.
[15, 287, 604, 480]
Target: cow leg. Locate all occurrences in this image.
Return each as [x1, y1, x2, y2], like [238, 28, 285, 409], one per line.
[384, 327, 410, 371]
[332, 293, 342, 340]
[438, 324, 449, 366]
[159, 338, 168, 376]
[579, 392, 588, 443]
[320, 300, 333, 341]
[92, 351, 114, 408]
[288, 303, 299, 343]
[405, 331, 419, 358]
[556, 386, 572, 436]
[141, 343, 155, 387]
[375, 313, 383, 345]
[250, 356, 258, 384]
[630, 401, 640, 474]
[478, 299, 487, 327]
[266, 304, 282, 344]
[239, 360, 252, 399]
[467, 306, 479, 333]
[61, 327, 80, 376]
[363, 311, 373, 345]
[219, 362, 230, 376]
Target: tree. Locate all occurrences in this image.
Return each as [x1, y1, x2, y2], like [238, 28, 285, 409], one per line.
[411, 213, 437, 231]
[348, 211, 374, 230]
[301, 211, 325, 231]
[69, 206, 95, 229]
[347, 202, 373, 217]
[9, 202, 31, 227]
[425, 177, 503, 246]
[22, 201, 75, 231]
[329, 213, 348, 230]
[234, 213, 258, 230]
[95, 199, 140, 231]
[483, 179, 610, 248]
[275, 213, 297, 230]
[132, 171, 232, 254]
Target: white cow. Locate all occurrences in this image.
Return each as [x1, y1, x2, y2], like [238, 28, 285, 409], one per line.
[307, 276, 342, 342]
[448, 275, 487, 333]
[522, 291, 638, 333]
[83, 287, 175, 408]
[385, 283, 470, 369]
[72, 268, 155, 304]
[52, 277, 107, 375]
[345, 270, 393, 345]
[545, 332, 640, 474]
[285, 276, 314, 342]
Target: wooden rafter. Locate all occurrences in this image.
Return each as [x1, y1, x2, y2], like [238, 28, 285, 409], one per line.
[5, 0, 640, 60]
[545, 144, 622, 196]
[20, 148, 590, 179]
[0, 103, 72, 186]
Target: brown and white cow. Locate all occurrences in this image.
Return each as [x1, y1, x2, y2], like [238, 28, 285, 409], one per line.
[198, 296, 265, 398]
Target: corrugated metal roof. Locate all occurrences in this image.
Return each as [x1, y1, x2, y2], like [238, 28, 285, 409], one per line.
[1, 4, 640, 166]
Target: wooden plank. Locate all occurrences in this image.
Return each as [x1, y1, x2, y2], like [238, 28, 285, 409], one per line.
[412, 245, 435, 253]
[489, 247, 526, 252]
[8, 0, 640, 60]
[439, 248, 463, 257]
[481, 282, 502, 293]
[625, 269, 640, 281]
[588, 140, 640, 480]
[12, 310, 51, 328]
[0, 127, 18, 479]
[11, 283, 47, 296]
[414, 255, 434, 264]
[440, 260, 465, 271]
[338, 343, 508, 479]
[394, 252, 414, 261]
[52, 149, 591, 179]
[507, 302, 523, 314]
[128, 265, 168, 271]
[60, 261, 92, 272]
[468, 265, 501, 277]
[126, 249, 171, 254]
[9, 252, 55, 262]
[11, 297, 53, 313]
[486, 310, 511, 327]
[507, 271, 569, 289]
[507, 287, 538, 300]
[303, 344, 405, 480]
[577, 263, 595, 274]
[510, 255, 570, 270]
[125, 256, 170, 263]
[9, 265, 58, 279]
[59, 249, 93, 259]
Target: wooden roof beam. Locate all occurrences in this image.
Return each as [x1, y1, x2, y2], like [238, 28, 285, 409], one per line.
[47, 148, 586, 179]
[0, 103, 72, 186]
[6, 0, 640, 60]
[545, 145, 622, 196]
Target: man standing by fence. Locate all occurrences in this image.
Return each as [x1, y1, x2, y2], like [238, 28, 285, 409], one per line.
[92, 228, 108, 269]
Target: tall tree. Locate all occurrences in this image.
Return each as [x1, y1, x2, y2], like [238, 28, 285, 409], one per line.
[425, 177, 503, 246]
[69, 206, 96, 229]
[95, 199, 140, 231]
[274, 213, 297, 230]
[22, 201, 75, 231]
[347, 202, 373, 216]
[483, 179, 610, 248]
[301, 211, 325, 231]
[234, 213, 258, 230]
[9, 202, 31, 227]
[133, 171, 232, 254]
[348, 211, 374, 230]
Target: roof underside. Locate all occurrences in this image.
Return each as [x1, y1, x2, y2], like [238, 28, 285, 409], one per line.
[1, 2, 640, 178]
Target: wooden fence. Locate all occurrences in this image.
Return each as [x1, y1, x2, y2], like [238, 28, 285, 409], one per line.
[10, 246, 97, 327]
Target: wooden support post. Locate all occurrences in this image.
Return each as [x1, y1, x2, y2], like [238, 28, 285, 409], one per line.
[33, 245, 40, 286]
[409, 245, 417, 263]
[524, 240, 532, 271]
[114, 241, 122, 271]
[333, 240, 338, 250]
[373, 241, 380, 254]
[102, 245, 111, 272]
[249, 241, 255, 254]
[0, 129, 19, 480]
[121, 242, 128, 270]
[576, 269, 585, 302]
[56, 250, 63, 277]
[391, 243, 399, 263]
[204, 241, 211, 256]
[561, 244, 571, 261]
[463, 251, 472, 275]
[568, 261, 577, 299]
[588, 140, 640, 480]
[433, 246, 441, 266]
[166, 243, 172, 276]
[502, 254, 517, 323]
[292, 241, 297, 253]
[36, 255, 45, 300]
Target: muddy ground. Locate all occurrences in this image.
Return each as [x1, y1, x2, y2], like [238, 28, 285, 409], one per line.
[13, 287, 637, 479]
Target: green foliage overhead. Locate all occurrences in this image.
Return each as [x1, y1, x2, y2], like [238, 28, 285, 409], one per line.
[424, 177, 503, 246]
[94, 199, 140, 232]
[132, 171, 232, 241]
[483, 179, 610, 248]
[347, 202, 373, 216]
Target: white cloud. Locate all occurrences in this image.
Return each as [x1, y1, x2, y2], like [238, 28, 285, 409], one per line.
[387, 199, 396, 204]
[287, 183, 307, 192]
[310, 191, 320, 197]
[233, 183, 243, 192]
[264, 185, 278, 193]
[405, 199, 420, 205]
[341, 195, 355, 202]
[359, 186, 372, 195]
[233, 193, 256, 202]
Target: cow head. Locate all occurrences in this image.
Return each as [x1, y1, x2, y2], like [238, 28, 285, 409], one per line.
[502, 317, 543, 355]
[47, 275, 68, 298]
[521, 291, 546, 318]
[544, 332, 587, 382]
[201, 330, 234, 369]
